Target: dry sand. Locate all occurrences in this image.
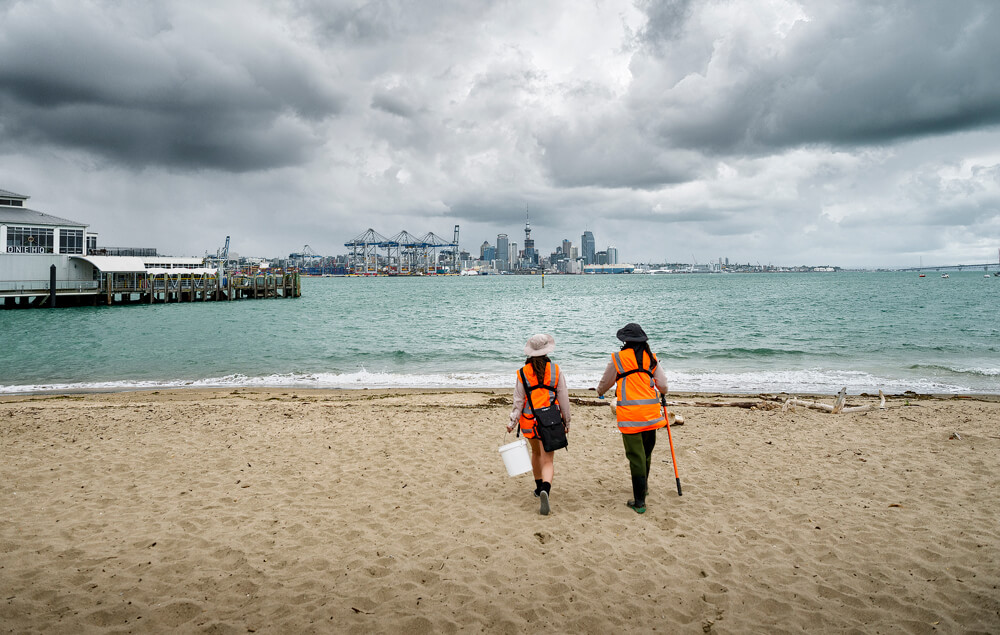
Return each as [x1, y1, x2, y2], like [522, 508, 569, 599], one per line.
[1, 388, 998, 633]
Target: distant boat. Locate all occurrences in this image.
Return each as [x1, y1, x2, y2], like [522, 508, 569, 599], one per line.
[919, 274, 925, 277]
[941, 274, 949, 278]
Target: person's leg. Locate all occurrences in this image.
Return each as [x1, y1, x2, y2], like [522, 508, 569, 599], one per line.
[529, 438, 554, 515]
[529, 436, 543, 481]
[621, 433, 647, 513]
[642, 430, 656, 476]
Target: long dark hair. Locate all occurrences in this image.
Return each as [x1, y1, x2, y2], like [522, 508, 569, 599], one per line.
[621, 342, 657, 369]
[525, 355, 551, 382]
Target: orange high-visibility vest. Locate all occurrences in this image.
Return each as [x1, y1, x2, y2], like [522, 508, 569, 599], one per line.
[613, 348, 665, 434]
[517, 361, 561, 438]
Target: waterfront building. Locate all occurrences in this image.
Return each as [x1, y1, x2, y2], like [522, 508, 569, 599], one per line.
[562, 239, 572, 257]
[1, 189, 105, 297]
[584, 264, 635, 274]
[2, 187, 298, 307]
[607, 246, 618, 265]
[581, 231, 596, 265]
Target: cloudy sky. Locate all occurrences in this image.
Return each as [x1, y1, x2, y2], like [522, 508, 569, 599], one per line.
[2, 0, 999, 268]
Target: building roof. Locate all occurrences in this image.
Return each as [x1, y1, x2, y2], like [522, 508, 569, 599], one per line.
[0, 207, 88, 228]
[0, 189, 29, 199]
[71, 255, 147, 273]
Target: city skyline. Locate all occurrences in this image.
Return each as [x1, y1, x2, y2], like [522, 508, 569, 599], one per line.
[1, 2, 998, 268]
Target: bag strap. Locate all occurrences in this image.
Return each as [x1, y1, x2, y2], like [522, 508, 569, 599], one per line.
[616, 367, 653, 380]
[519, 369, 541, 421]
[615, 350, 656, 381]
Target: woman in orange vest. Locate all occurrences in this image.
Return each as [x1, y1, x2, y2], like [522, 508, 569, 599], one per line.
[596, 323, 669, 514]
[507, 333, 571, 515]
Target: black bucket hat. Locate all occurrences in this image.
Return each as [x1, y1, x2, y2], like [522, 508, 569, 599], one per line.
[616, 323, 648, 342]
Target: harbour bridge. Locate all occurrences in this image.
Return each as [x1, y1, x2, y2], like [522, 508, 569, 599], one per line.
[896, 249, 1000, 273]
[897, 263, 1000, 273]
[345, 226, 460, 275]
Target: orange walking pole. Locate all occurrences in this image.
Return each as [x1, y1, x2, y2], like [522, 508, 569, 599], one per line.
[660, 394, 682, 496]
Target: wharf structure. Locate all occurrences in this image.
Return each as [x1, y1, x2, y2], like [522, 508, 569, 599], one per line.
[1, 189, 300, 309]
[345, 226, 461, 275]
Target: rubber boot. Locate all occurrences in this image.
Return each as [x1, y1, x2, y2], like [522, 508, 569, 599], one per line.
[627, 476, 647, 514]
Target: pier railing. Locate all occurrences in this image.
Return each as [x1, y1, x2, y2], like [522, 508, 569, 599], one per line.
[0, 280, 100, 293]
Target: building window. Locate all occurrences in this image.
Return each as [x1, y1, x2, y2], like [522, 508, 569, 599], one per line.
[86, 234, 97, 253]
[0, 198, 24, 207]
[60, 229, 84, 254]
[6, 226, 54, 254]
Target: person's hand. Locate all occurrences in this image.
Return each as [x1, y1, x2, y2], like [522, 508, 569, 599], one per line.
[506, 420, 516, 433]
[563, 422, 570, 434]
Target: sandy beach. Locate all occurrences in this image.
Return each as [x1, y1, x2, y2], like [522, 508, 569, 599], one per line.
[1, 388, 998, 633]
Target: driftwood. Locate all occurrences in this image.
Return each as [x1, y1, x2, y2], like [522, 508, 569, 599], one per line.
[782, 388, 887, 413]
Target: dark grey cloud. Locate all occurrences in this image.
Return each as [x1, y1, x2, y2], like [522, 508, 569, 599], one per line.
[627, 0, 1000, 155]
[2, 0, 999, 268]
[0, 1, 345, 170]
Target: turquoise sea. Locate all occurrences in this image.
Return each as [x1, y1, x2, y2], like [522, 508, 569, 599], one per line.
[1, 272, 998, 394]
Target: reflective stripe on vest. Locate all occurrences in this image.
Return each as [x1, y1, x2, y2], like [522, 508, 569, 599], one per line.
[518, 362, 560, 437]
[613, 349, 665, 434]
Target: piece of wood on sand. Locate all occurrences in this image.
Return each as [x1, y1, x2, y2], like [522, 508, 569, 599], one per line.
[782, 388, 887, 413]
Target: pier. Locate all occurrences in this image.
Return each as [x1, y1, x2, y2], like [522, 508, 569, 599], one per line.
[1, 269, 300, 309]
[2, 188, 301, 309]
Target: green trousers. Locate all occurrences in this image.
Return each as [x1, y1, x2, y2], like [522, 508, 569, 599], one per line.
[622, 429, 657, 478]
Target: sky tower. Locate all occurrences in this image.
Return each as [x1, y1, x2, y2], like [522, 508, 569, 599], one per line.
[523, 204, 536, 265]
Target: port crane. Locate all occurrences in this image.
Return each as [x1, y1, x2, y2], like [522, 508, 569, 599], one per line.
[344, 227, 460, 275]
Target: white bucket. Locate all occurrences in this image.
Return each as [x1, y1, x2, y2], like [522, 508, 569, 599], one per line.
[499, 437, 532, 477]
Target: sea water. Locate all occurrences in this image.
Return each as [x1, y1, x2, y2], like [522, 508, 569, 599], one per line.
[1, 272, 997, 394]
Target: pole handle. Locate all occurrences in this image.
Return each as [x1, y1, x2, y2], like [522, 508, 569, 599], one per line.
[660, 393, 683, 496]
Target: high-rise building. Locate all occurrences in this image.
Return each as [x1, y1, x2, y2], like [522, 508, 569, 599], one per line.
[562, 239, 572, 257]
[581, 231, 596, 265]
[496, 233, 509, 270]
[480, 241, 491, 260]
[523, 208, 536, 265]
[607, 246, 618, 265]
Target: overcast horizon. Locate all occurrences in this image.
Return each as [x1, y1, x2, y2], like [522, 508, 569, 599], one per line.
[2, 0, 999, 269]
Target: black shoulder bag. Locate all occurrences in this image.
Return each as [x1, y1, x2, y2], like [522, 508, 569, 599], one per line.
[519, 369, 568, 452]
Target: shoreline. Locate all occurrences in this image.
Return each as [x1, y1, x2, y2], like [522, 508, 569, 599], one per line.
[3, 385, 1000, 402]
[3, 388, 998, 631]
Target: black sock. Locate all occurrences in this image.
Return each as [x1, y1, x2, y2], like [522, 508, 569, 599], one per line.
[541, 481, 551, 495]
[534, 479, 543, 495]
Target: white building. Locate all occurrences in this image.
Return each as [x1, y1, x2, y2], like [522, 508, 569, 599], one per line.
[1, 189, 108, 294]
[2, 188, 205, 306]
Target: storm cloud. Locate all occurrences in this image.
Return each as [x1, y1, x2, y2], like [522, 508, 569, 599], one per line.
[1, 0, 998, 267]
